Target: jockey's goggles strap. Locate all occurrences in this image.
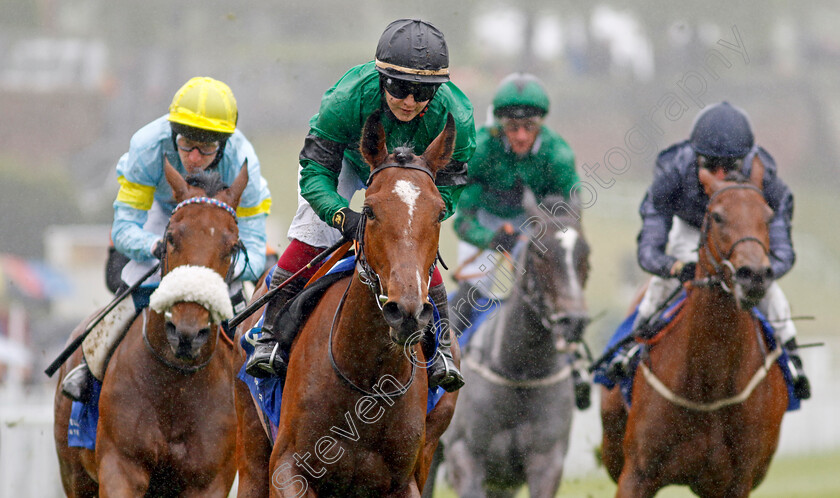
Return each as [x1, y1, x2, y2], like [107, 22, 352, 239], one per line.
[366, 163, 435, 187]
[172, 196, 238, 221]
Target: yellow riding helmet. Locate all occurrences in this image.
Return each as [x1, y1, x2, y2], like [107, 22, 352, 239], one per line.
[168, 77, 238, 139]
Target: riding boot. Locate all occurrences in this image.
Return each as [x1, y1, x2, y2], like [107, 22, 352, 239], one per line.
[244, 267, 305, 379]
[604, 315, 663, 383]
[424, 283, 465, 393]
[784, 338, 811, 400]
[61, 360, 94, 403]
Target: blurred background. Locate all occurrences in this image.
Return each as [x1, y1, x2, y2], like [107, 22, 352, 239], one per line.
[1, 1, 838, 496]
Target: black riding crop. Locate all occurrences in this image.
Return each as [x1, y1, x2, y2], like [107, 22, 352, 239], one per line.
[226, 236, 350, 331]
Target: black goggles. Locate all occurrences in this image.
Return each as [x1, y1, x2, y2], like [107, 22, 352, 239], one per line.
[699, 155, 743, 173]
[381, 77, 439, 102]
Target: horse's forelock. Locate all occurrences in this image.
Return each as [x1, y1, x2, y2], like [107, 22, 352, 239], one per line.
[185, 170, 227, 197]
[393, 145, 414, 165]
[723, 170, 749, 183]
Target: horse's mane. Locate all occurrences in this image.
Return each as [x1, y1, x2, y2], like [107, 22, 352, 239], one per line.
[539, 194, 582, 231]
[185, 170, 227, 197]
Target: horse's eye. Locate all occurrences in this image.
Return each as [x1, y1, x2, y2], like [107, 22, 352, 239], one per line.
[363, 206, 375, 220]
[711, 212, 724, 224]
[438, 210, 446, 222]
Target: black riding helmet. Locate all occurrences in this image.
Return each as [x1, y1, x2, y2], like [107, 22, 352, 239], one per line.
[689, 102, 754, 159]
[375, 19, 450, 84]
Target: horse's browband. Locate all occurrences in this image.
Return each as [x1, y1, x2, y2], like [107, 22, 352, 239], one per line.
[171, 196, 238, 221]
[366, 163, 435, 187]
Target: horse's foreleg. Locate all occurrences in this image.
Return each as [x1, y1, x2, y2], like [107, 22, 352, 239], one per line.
[268, 452, 312, 498]
[525, 446, 568, 498]
[444, 439, 488, 498]
[96, 449, 150, 497]
[600, 385, 627, 482]
[420, 443, 444, 498]
[615, 461, 662, 498]
[235, 376, 273, 498]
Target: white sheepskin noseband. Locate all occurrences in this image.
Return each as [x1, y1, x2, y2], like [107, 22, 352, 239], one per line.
[149, 265, 233, 324]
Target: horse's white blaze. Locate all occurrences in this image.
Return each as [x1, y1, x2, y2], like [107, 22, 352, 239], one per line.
[416, 270, 423, 300]
[556, 228, 580, 291]
[393, 180, 420, 228]
[210, 227, 215, 236]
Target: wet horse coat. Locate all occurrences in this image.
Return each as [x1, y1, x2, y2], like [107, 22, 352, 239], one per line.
[600, 158, 789, 498]
[235, 111, 461, 497]
[53, 161, 245, 497]
[442, 195, 591, 498]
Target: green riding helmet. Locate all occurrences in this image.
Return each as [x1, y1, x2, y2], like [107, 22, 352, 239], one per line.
[492, 73, 550, 119]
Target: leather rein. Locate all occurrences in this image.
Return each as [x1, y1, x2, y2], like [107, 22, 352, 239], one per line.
[328, 161, 438, 400]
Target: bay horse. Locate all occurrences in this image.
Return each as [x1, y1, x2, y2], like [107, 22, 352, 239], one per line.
[440, 192, 590, 498]
[54, 160, 245, 497]
[234, 110, 461, 497]
[600, 158, 789, 497]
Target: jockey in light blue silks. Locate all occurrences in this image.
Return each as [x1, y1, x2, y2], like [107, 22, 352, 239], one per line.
[61, 77, 272, 402]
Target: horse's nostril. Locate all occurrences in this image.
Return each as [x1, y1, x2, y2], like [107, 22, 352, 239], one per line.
[735, 267, 754, 281]
[197, 327, 211, 340]
[763, 267, 774, 281]
[418, 302, 433, 325]
[382, 301, 405, 328]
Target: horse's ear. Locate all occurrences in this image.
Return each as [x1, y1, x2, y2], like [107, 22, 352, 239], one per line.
[360, 109, 388, 169]
[697, 166, 720, 198]
[422, 113, 456, 176]
[164, 156, 190, 202]
[749, 154, 765, 191]
[220, 159, 249, 209]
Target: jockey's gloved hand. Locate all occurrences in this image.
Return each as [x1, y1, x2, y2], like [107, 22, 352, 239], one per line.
[490, 226, 519, 253]
[152, 239, 165, 260]
[331, 207, 363, 242]
[675, 262, 697, 283]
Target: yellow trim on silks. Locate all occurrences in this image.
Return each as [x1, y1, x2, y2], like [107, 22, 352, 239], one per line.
[375, 59, 449, 76]
[236, 197, 272, 218]
[116, 176, 156, 210]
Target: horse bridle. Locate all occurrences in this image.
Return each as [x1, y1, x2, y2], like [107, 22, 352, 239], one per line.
[517, 236, 589, 341]
[328, 161, 439, 400]
[697, 184, 771, 294]
[356, 162, 439, 310]
[146, 196, 239, 373]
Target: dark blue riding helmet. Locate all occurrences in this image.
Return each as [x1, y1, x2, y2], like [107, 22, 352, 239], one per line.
[689, 102, 754, 158]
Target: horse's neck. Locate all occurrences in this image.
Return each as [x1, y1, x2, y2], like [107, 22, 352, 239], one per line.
[477, 286, 561, 377]
[681, 286, 759, 380]
[332, 277, 414, 384]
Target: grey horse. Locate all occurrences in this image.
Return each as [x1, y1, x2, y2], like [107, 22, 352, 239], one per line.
[436, 193, 591, 497]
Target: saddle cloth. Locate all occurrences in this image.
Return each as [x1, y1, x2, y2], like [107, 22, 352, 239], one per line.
[592, 292, 801, 412]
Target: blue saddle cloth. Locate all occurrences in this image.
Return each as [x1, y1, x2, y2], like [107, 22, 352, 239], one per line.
[68, 378, 102, 450]
[592, 292, 801, 412]
[237, 257, 445, 439]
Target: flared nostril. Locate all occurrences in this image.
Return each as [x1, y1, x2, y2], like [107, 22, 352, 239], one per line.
[382, 301, 405, 328]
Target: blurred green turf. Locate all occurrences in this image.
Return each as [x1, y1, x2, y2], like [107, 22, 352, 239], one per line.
[431, 451, 840, 497]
